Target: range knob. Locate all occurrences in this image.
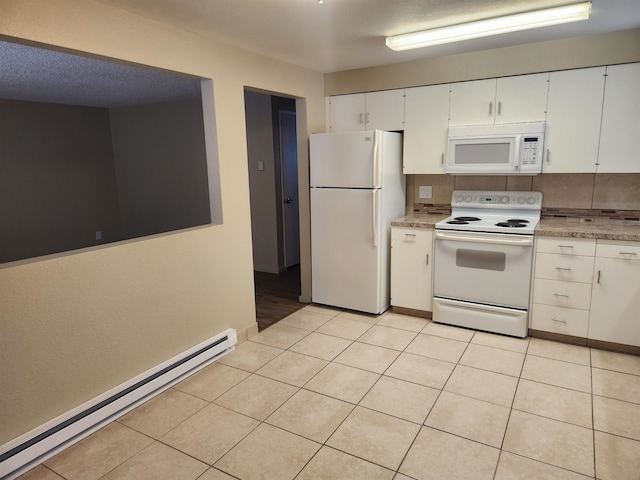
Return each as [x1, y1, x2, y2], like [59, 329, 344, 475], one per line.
[465, 195, 472, 202]
[517, 196, 526, 204]
[527, 196, 536, 204]
[500, 196, 509, 204]
[456, 195, 464, 203]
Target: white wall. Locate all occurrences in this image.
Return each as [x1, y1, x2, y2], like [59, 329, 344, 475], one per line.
[0, 0, 324, 446]
[244, 90, 280, 273]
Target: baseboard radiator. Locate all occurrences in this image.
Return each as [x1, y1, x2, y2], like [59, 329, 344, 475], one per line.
[0, 328, 237, 480]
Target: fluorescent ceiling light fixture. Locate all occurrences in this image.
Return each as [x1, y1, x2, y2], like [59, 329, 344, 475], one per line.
[386, 1, 592, 51]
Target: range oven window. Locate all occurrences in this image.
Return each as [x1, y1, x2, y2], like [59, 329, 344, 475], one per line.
[456, 248, 506, 271]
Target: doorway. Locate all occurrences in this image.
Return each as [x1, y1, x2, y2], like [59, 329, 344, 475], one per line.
[244, 90, 303, 330]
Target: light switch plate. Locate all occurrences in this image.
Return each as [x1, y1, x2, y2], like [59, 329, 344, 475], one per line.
[419, 186, 433, 199]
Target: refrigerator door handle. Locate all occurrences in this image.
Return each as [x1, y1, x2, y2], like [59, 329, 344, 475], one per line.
[372, 190, 378, 248]
[372, 130, 379, 188]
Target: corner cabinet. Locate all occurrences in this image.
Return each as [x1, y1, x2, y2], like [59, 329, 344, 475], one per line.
[390, 227, 433, 312]
[597, 63, 640, 173]
[402, 84, 450, 174]
[328, 89, 405, 132]
[543, 67, 605, 173]
[449, 73, 549, 126]
[588, 241, 640, 347]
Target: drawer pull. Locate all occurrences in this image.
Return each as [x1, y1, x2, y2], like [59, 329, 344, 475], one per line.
[555, 267, 572, 271]
[553, 293, 569, 298]
[552, 317, 567, 324]
[557, 245, 574, 249]
[404, 233, 417, 237]
[620, 251, 638, 256]
[426, 253, 429, 265]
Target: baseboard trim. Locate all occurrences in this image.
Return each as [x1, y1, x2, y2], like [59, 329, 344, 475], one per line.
[0, 328, 237, 479]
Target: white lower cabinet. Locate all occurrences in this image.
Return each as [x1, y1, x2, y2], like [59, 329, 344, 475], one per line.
[390, 227, 433, 312]
[531, 237, 595, 337]
[588, 241, 640, 347]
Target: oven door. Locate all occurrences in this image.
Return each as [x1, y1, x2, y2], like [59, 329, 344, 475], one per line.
[434, 230, 534, 309]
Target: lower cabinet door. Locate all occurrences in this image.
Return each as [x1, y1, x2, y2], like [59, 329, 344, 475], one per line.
[390, 229, 433, 312]
[589, 256, 640, 347]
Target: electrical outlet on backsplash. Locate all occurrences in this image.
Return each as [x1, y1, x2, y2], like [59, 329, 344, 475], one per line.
[410, 173, 640, 216]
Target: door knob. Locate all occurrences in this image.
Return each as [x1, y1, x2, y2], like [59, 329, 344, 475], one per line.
[285, 198, 293, 204]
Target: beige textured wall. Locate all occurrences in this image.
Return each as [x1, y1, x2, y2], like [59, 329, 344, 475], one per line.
[0, 0, 324, 445]
[325, 28, 640, 95]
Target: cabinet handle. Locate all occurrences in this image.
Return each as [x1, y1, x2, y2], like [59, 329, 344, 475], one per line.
[546, 148, 550, 164]
[552, 317, 567, 324]
[557, 245, 574, 249]
[620, 251, 638, 256]
[441, 152, 444, 165]
[359, 113, 364, 124]
[498, 101, 502, 115]
[426, 253, 429, 265]
[597, 270, 601, 284]
[365, 112, 370, 124]
[489, 101, 493, 116]
[553, 293, 570, 298]
[555, 267, 572, 271]
[404, 233, 416, 238]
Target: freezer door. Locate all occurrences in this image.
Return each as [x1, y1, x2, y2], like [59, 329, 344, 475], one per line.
[310, 130, 379, 188]
[311, 188, 384, 313]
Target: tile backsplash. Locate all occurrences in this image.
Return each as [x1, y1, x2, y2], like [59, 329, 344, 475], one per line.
[409, 173, 640, 215]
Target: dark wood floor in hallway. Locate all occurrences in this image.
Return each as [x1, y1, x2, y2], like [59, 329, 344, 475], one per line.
[254, 264, 304, 331]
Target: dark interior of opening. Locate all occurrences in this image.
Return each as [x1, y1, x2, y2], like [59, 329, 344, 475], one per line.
[0, 40, 213, 264]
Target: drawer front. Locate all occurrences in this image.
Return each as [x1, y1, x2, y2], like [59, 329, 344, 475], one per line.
[391, 227, 432, 244]
[531, 303, 590, 337]
[534, 252, 594, 283]
[536, 236, 596, 256]
[596, 241, 640, 261]
[532, 278, 592, 310]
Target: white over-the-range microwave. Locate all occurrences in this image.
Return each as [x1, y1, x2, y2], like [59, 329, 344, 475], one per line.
[446, 122, 545, 175]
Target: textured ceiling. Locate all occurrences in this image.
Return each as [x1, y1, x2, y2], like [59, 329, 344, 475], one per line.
[0, 41, 202, 108]
[95, 0, 640, 73]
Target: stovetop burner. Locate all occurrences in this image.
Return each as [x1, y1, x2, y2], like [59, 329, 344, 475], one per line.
[495, 222, 527, 228]
[506, 219, 529, 223]
[454, 216, 481, 222]
[447, 220, 470, 225]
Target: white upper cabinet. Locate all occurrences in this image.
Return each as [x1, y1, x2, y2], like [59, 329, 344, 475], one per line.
[544, 67, 606, 173]
[449, 73, 549, 126]
[328, 89, 404, 132]
[597, 63, 640, 173]
[402, 84, 450, 174]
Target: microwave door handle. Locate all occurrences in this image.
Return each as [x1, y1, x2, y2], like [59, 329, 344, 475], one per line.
[513, 138, 520, 171]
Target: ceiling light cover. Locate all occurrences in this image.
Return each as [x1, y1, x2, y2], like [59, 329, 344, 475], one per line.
[386, 1, 592, 51]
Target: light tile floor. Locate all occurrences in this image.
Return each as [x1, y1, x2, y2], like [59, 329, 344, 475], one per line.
[18, 305, 640, 480]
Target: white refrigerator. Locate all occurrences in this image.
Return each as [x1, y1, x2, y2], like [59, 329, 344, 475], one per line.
[310, 130, 405, 314]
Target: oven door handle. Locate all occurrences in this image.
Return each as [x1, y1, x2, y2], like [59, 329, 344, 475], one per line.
[435, 231, 533, 247]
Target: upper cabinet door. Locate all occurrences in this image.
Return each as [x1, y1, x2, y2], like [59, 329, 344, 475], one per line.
[495, 73, 549, 124]
[329, 93, 366, 132]
[365, 89, 405, 131]
[403, 84, 450, 174]
[449, 74, 549, 126]
[597, 63, 640, 173]
[544, 67, 605, 173]
[449, 79, 496, 126]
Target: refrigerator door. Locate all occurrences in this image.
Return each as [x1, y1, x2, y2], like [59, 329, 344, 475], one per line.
[310, 130, 380, 188]
[311, 188, 384, 313]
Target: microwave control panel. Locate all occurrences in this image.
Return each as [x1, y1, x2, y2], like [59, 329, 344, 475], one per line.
[520, 136, 541, 166]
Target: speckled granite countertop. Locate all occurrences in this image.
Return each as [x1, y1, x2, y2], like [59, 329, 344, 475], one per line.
[392, 214, 640, 241]
[391, 213, 446, 228]
[536, 217, 640, 242]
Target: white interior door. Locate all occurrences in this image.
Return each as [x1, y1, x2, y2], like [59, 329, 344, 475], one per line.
[311, 188, 381, 313]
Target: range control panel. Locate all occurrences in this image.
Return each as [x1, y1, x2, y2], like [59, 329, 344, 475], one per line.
[452, 191, 543, 210]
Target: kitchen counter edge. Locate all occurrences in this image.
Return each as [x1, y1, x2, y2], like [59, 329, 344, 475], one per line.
[392, 215, 640, 242]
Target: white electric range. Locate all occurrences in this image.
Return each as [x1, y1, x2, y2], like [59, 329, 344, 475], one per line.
[433, 191, 543, 337]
